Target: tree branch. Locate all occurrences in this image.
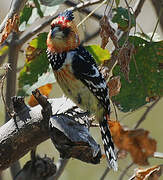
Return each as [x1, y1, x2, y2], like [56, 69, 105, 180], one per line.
[118, 162, 134, 180]
[0, 0, 27, 33]
[133, 0, 146, 18]
[106, 0, 146, 73]
[18, 0, 103, 46]
[134, 97, 161, 129]
[99, 167, 110, 180]
[0, 92, 101, 171]
[151, 0, 163, 31]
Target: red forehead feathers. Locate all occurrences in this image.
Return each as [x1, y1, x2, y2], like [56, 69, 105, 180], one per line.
[51, 16, 71, 28]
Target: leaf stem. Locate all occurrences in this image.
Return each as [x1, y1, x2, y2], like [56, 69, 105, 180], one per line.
[99, 167, 110, 180]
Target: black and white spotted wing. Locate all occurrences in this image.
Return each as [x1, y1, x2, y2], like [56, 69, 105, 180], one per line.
[71, 45, 110, 114]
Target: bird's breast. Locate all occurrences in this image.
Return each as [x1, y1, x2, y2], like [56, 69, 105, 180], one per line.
[54, 65, 103, 115]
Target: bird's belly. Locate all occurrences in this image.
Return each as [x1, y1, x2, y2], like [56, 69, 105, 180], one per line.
[54, 67, 103, 115]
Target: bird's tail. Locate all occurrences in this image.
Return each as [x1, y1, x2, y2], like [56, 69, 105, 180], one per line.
[99, 115, 118, 171]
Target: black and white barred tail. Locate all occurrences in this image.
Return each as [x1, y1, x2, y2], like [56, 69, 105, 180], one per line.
[100, 115, 118, 171]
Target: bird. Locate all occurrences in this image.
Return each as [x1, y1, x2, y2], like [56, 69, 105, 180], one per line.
[46, 10, 118, 171]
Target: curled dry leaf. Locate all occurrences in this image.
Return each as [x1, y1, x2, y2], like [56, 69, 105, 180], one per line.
[107, 76, 121, 97]
[129, 165, 162, 180]
[108, 121, 157, 166]
[28, 84, 52, 107]
[100, 15, 119, 49]
[0, 14, 19, 45]
[26, 45, 42, 62]
[117, 42, 135, 82]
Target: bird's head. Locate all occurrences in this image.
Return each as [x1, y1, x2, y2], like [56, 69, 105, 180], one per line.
[47, 10, 80, 53]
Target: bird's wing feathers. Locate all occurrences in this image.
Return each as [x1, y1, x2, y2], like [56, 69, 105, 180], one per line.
[71, 46, 110, 112]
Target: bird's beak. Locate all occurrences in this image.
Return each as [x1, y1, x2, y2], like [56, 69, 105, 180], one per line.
[51, 26, 64, 39]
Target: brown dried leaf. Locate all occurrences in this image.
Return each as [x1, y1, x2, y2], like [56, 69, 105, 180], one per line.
[0, 14, 19, 45]
[107, 76, 121, 97]
[100, 15, 119, 49]
[108, 121, 157, 166]
[117, 42, 135, 82]
[28, 84, 52, 107]
[130, 165, 162, 180]
[26, 45, 42, 62]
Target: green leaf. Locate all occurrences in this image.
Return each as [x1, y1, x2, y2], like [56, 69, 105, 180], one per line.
[85, 45, 111, 65]
[19, 1, 59, 31]
[26, 67, 56, 95]
[115, 0, 120, 7]
[38, 4, 59, 17]
[18, 32, 49, 95]
[0, 46, 8, 56]
[112, 7, 136, 31]
[112, 36, 163, 112]
[20, 5, 33, 25]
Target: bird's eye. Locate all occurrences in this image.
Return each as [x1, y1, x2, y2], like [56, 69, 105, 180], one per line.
[62, 27, 70, 36]
[51, 24, 62, 31]
[51, 24, 55, 29]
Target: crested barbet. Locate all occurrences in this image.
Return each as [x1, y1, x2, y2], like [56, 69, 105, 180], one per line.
[46, 10, 118, 170]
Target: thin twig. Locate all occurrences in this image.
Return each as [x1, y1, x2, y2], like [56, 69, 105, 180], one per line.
[65, 0, 102, 19]
[134, 97, 161, 129]
[150, 7, 163, 42]
[18, 0, 103, 46]
[118, 162, 134, 180]
[124, 0, 132, 33]
[151, 0, 163, 31]
[120, 105, 146, 122]
[106, 0, 133, 73]
[133, 0, 146, 18]
[100, 167, 110, 180]
[112, 101, 118, 121]
[77, 0, 106, 28]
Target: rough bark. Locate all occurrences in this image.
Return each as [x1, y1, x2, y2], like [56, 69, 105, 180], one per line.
[0, 89, 101, 172]
[0, 96, 76, 171]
